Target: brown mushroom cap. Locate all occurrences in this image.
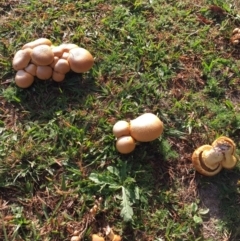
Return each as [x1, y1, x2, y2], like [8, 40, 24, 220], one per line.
[12, 48, 32, 71]
[92, 234, 105, 241]
[15, 69, 34, 88]
[116, 136, 136, 154]
[52, 71, 65, 82]
[212, 136, 238, 169]
[50, 56, 59, 68]
[51, 45, 64, 57]
[112, 235, 122, 241]
[54, 58, 70, 74]
[61, 51, 70, 60]
[25, 63, 37, 76]
[59, 43, 79, 52]
[22, 38, 52, 50]
[113, 120, 130, 138]
[129, 113, 163, 142]
[31, 44, 54, 66]
[192, 145, 223, 176]
[68, 47, 94, 73]
[36, 65, 53, 80]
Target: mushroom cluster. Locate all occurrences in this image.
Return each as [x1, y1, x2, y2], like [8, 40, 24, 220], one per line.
[12, 38, 94, 88]
[230, 27, 240, 45]
[192, 136, 238, 176]
[91, 226, 121, 241]
[70, 197, 121, 241]
[113, 113, 164, 154]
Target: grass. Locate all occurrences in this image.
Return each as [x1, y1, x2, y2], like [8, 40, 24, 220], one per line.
[0, 0, 240, 240]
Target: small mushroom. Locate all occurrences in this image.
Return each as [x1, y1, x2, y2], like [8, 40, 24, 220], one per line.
[113, 120, 130, 138]
[105, 226, 122, 241]
[59, 43, 79, 52]
[212, 136, 237, 169]
[31, 44, 54, 66]
[50, 56, 60, 68]
[25, 63, 37, 76]
[68, 47, 94, 73]
[52, 71, 65, 82]
[12, 48, 32, 71]
[129, 113, 164, 142]
[36, 65, 53, 80]
[92, 234, 105, 241]
[61, 51, 70, 60]
[15, 69, 34, 88]
[51, 45, 64, 57]
[22, 38, 52, 49]
[232, 28, 240, 34]
[54, 58, 70, 74]
[192, 145, 223, 176]
[116, 136, 136, 154]
[192, 136, 238, 176]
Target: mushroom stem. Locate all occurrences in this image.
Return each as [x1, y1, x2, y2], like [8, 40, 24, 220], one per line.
[105, 226, 122, 241]
[105, 226, 115, 240]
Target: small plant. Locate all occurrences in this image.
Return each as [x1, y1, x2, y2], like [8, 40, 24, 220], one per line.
[89, 161, 139, 222]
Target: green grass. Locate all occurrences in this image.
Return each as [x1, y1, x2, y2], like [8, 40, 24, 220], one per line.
[1, 0, 240, 240]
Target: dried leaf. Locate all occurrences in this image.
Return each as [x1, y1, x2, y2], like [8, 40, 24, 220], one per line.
[196, 14, 212, 25]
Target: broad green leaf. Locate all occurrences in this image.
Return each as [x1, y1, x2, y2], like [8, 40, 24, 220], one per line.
[193, 215, 203, 224]
[120, 186, 133, 222]
[107, 166, 120, 178]
[191, 203, 198, 213]
[89, 172, 114, 185]
[89, 172, 120, 191]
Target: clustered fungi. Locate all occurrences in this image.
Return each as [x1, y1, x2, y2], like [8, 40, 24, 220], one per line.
[192, 136, 238, 176]
[231, 27, 240, 45]
[11, 37, 240, 241]
[113, 113, 164, 154]
[92, 226, 122, 241]
[12, 38, 94, 88]
[70, 197, 121, 241]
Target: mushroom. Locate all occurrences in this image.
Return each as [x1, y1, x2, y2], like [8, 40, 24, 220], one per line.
[15, 69, 34, 88]
[22, 38, 52, 49]
[70, 236, 81, 241]
[36, 65, 53, 80]
[61, 51, 70, 60]
[116, 136, 136, 154]
[105, 226, 122, 241]
[54, 58, 70, 74]
[192, 145, 223, 176]
[113, 120, 130, 138]
[25, 63, 37, 76]
[50, 56, 59, 68]
[31, 44, 54, 66]
[191, 136, 238, 176]
[59, 43, 79, 52]
[92, 234, 105, 241]
[68, 47, 94, 73]
[212, 136, 237, 169]
[12, 48, 32, 71]
[52, 71, 65, 82]
[51, 45, 64, 57]
[129, 113, 164, 142]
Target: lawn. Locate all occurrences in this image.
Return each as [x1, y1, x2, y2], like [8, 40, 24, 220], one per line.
[0, 0, 240, 241]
